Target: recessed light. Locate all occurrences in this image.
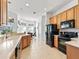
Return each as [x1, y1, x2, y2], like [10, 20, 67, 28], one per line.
[33, 12, 36, 14]
[44, 8, 47, 11]
[20, 8, 23, 10]
[25, 3, 29, 7]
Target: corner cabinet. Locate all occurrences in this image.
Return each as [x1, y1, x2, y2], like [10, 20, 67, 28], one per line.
[0, 0, 7, 25]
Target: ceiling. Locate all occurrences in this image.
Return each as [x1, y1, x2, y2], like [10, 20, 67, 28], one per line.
[8, 0, 72, 19]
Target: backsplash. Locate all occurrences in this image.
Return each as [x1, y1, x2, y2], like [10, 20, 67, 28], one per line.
[60, 28, 79, 32]
[60, 28, 79, 41]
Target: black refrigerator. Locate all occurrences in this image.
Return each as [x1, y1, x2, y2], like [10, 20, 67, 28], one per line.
[46, 24, 58, 47]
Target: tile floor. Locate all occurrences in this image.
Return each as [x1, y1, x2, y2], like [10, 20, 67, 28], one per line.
[21, 39, 67, 59]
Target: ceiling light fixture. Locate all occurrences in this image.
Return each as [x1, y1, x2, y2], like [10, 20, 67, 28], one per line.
[33, 12, 36, 14]
[25, 3, 30, 7]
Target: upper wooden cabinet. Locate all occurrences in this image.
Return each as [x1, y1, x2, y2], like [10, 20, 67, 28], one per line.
[57, 14, 61, 29]
[75, 5, 79, 28]
[49, 17, 53, 24]
[53, 16, 57, 24]
[49, 16, 57, 24]
[49, 18, 51, 24]
[67, 8, 75, 20]
[0, 0, 7, 25]
[60, 11, 67, 22]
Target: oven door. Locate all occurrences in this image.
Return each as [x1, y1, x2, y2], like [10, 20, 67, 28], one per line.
[58, 39, 68, 54]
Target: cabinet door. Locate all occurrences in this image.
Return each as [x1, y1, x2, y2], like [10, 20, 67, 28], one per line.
[54, 35, 58, 48]
[67, 8, 75, 20]
[57, 14, 61, 29]
[0, 0, 7, 25]
[75, 5, 79, 28]
[49, 16, 57, 24]
[2, 0, 7, 25]
[49, 17, 54, 24]
[66, 45, 79, 59]
[22, 36, 28, 49]
[61, 11, 67, 22]
[53, 16, 57, 24]
[28, 35, 31, 46]
[0, 0, 2, 25]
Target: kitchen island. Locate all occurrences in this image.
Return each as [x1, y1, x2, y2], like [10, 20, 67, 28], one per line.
[0, 33, 31, 59]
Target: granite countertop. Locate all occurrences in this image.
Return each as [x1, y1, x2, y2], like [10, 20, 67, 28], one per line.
[0, 33, 30, 59]
[65, 38, 79, 48]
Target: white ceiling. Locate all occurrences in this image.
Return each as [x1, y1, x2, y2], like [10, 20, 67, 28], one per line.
[8, 0, 72, 19]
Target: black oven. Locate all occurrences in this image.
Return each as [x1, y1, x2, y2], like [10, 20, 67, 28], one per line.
[58, 32, 78, 54]
[58, 37, 71, 54]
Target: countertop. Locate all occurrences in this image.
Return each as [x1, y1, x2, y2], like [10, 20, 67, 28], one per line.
[65, 38, 79, 48]
[0, 33, 30, 59]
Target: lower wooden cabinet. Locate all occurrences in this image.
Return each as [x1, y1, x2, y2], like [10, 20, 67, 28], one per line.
[66, 45, 79, 59]
[21, 35, 31, 49]
[54, 35, 58, 48]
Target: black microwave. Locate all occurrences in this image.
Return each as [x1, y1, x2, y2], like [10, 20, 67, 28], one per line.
[60, 20, 75, 29]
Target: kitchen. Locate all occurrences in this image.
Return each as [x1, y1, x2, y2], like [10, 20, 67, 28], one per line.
[48, 2, 79, 59]
[0, 0, 79, 59]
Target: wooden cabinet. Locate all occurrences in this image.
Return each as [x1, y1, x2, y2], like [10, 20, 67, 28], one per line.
[21, 35, 31, 49]
[54, 35, 58, 48]
[57, 14, 61, 29]
[66, 45, 79, 59]
[60, 11, 67, 22]
[67, 8, 75, 20]
[28, 35, 31, 46]
[49, 18, 51, 24]
[52, 16, 57, 24]
[0, 0, 7, 25]
[21, 36, 28, 49]
[49, 16, 57, 24]
[75, 5, 79, 28]
[49, 17, 53, 24]
[49, 17, 54, 24]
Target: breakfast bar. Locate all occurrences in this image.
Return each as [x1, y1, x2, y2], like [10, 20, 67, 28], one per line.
[0, 34, 31, 59]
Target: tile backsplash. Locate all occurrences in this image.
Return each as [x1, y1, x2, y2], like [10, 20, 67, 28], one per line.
[60, 28, 79, 32]
[60, 28, 79, 39]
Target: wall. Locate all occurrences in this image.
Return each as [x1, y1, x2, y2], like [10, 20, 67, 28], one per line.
[38, 13, 48, 41]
